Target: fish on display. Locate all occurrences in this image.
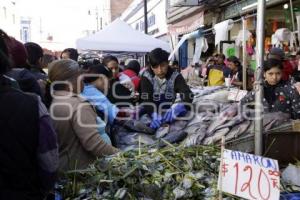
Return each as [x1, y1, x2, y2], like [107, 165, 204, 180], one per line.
[214, 113, 245, 131]
[168, 120, 189, 133]
[119, 132, 155, 145]
[225, 120, 251, 141]
[123, 120, 155, 135]
[183, 124, 208, 147]
[206, 104, 238, 136]
[186, 112, 214, 127]
[192, 86, 225, 101]
[203, 127, 230, 145]
[201, 89, 230, 103]
[155, 124, 170, 139]
[194, 100, 221, 113]
[262, 112, 290, 131]
[159, 130, 188, 147]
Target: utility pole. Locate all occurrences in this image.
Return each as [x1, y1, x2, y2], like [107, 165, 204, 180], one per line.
[144, 0, 148, 34]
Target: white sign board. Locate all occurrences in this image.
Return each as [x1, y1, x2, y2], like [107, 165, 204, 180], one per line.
[218, 149, 280, 200]
[228, 88, 248, 101]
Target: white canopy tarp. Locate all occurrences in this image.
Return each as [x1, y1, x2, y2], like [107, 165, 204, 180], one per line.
[76, 18, 170, 53]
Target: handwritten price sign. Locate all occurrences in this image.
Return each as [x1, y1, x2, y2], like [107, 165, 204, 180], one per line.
[218, 149, 280, 200]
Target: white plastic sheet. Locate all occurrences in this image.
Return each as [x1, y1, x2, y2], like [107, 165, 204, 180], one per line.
[214, 19, 234, 46]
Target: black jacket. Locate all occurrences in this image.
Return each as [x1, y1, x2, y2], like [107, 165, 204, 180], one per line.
[107, 78, 134, 107]
[0, 76, 43, 200]
[140, 67, 193, 115]
[6, 68, 42, 96]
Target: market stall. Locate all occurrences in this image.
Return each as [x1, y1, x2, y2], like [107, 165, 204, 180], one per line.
[76, 18, 170, 53]
[56, 84, 300, 199]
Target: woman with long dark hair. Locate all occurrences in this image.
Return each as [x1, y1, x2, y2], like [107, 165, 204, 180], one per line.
[227, 56, 243, 87]
[241, 59, 300, 119]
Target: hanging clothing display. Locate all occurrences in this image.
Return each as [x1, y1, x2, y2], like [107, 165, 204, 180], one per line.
[214, 19, 234, 46]
[192, 37, 208, 64]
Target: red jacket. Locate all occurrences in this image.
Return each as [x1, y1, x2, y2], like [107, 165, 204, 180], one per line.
[119, 69, 141, 91]
[282, 60, 294, 81]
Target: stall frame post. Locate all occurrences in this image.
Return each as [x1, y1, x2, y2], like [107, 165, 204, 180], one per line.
[255, 0, 266, 156]
[242, 17, 247, 90]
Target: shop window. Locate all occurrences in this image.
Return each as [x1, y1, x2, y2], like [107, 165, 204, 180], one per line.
[148, 14, 156, 27]
[140, 21, 144, 31]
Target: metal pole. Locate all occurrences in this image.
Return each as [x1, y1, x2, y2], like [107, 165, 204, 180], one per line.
[144, 0, 148, 67]
[290, 0, 296, 32]
[255, 0, 265, 156]
[242, 17, 247, 90]
[144, 0, 148, 34]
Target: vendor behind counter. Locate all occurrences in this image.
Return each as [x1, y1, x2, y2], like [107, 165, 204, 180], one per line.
[205, 54, 231, 86]
[240, 59, 300, 119]
[140, 48, 193, 129]
[227, 56, 243, 87]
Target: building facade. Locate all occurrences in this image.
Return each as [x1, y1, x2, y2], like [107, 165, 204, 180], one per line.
[121, 0, 169, 40]
[167, 0, 300, 68]
[0, 0, 20, 40]
[93, 0, 133, 31]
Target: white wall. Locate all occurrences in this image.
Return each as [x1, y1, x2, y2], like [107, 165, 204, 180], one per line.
[0, 0, 20, 40]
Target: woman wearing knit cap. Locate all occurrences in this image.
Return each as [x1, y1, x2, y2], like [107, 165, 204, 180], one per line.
[47, 59, 118, 171]
[5, 36, 43, 96]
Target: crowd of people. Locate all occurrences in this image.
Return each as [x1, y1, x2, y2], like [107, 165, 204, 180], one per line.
[1, 28, 300, 199]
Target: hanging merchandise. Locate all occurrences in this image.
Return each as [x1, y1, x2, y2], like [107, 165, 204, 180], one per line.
[271, 34, 280, 47]
[272, 19, 279, 32]
[290, 32, 297, 51]
[192, 37, 208, 64]
[265, 37, 272, 52]
[235, 30, 251, 46]
[214, 19, 234, 46]
[274, 28, 291, 42]
[246, 31, 255, 56]
[271, 28, 297, 50]
[169, 30, 201, 60]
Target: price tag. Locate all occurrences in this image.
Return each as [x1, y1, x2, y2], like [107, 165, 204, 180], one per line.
[218, 149, 280, 200]
[228, 88, 248, 101]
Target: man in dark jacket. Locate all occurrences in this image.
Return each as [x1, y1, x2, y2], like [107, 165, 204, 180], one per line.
[140, 48, 193, 129]
[24, 42, 47, 81]
[0, 29, 58, 200]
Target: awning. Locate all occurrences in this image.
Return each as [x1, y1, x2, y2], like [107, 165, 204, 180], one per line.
[168, 11, 204, 35]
